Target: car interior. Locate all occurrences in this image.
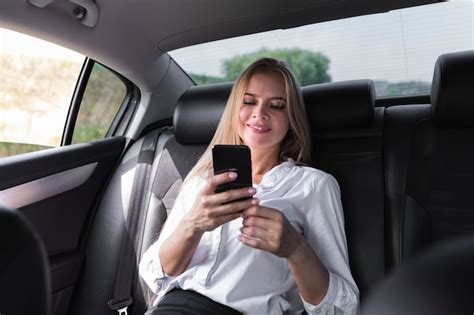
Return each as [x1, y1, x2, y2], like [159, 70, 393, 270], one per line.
[0, 0, 473, 314]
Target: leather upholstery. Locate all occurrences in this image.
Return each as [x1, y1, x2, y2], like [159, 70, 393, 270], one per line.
[362, 235, 474, 315]
[174, 82, 232, 144]
[0, 205, 51, 315]
[305, 82, 385, 300]
[303, 80, 375, 130]
[384, 104, 432, 269]
[385, 50, 474, 271]
[431, 50, 474, 128]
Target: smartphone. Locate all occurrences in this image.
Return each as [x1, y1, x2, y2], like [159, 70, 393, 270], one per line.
[212, 145, 252, 194]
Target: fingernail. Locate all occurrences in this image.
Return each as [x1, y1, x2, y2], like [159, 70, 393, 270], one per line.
[251, 198, 259, 205]
[248, 187, 256, 194]
[229, 172, 237, 179]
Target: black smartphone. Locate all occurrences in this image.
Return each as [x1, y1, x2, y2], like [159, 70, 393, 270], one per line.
[212, 145, 253, 194]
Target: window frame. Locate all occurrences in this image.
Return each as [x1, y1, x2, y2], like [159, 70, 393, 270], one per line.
[61, 58, 137, 146]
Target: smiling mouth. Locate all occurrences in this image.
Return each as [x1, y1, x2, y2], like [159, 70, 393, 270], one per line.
[248, 124, 271, 133]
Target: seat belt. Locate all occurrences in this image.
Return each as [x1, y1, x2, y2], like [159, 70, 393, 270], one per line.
[108, 126, 169, 315]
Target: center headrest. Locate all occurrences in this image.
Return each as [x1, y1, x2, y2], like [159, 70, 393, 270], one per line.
[174, 82, 233, 145]
[431, 50, 474, 128]
[302, 79, 375, 131]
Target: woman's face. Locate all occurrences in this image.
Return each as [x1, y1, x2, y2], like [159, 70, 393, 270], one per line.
[238, 71, 290, 154]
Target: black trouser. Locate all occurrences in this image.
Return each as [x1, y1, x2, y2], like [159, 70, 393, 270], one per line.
[145, 289, 242, 315]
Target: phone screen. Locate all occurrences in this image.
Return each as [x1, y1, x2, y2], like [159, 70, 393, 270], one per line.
[212, 145, 252, 194]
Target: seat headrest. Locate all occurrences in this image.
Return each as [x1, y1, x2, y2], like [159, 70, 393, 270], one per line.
[174, 82, 233, 144]
[431, 50, 474, 128]
[302, 80, 375, 131]
[174, 79, 375, 144]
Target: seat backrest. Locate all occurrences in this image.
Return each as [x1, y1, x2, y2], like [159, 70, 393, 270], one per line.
[68, 83, 232, 315]
[362, 234, 474, 315]
[0, 204, 51, 315]
[303, 80, 385, 300]
[385, 50, 474, 270]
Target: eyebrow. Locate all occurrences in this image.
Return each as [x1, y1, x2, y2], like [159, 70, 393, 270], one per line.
[244, 93, 286, 101]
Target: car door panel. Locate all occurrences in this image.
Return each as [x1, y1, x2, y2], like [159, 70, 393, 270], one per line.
[0, 136, 126, 314]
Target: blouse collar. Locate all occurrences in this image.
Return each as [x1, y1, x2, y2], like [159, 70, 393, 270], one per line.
[256, 158, 296, 189]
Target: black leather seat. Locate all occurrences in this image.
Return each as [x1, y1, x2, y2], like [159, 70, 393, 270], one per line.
[0, 204, 51, 315]
[361, 235, 474, 315]
[303, 80, 385, 300]
[385, 50, 474, 270]
[69, 83, 233, 315]
[72, 79, 386, 312]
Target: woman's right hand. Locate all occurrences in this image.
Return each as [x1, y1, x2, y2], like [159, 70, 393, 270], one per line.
[183, 171, 258, 234]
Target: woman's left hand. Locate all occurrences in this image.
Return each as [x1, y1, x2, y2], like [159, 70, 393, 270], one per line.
[239, 205, 302, 259]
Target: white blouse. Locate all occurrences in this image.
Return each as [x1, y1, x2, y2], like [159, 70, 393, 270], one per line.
[139, 159, 359, 314]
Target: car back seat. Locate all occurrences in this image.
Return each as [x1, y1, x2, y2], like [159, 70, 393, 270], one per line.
[71, 78, 385, 313]
[139, 82, 232, 307]
[385, 50, 474, 270]
[69, 83, 231, 315]
[303, 80, 385, 300]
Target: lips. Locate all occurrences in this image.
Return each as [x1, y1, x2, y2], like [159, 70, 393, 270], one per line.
[247, 124, 271, 134]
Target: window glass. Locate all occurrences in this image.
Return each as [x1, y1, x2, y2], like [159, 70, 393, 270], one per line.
[71, 63, 127, 144]
[0, 27, 84, 157]
[169, 0, 473, 97]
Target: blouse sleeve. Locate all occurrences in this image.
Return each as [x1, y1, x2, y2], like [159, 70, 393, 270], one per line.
[138, 177, 201, 293]
[301, 173, 360, 314]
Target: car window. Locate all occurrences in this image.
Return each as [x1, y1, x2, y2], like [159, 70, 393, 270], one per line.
[0, 28, 84, 157]
[71, 63, 127, 144]
[0, 28, 130, 158]
[169, 0, 473, 97]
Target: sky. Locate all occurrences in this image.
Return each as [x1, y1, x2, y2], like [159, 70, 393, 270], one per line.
[169, 0, 473, 83]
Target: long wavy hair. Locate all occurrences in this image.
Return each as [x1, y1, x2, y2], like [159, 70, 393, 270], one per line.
[185, 57, 311, 182]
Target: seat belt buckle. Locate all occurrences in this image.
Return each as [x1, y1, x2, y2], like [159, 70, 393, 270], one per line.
[108, 297, 133, 315]
[117, 307, 128, 315]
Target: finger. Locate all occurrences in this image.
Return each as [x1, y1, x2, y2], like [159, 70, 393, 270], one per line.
[242, 206, 281, 220]
[240, 226, 270, 239]
[242, 215, 272, 230]
[202, 171, 238, 194]
[212, 197, 259, 216]
[238, 234, 271, 251]
[206, 186, 257, 205]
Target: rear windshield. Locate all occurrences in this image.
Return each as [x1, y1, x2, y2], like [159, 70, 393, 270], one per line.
[169, 0, 473, 98]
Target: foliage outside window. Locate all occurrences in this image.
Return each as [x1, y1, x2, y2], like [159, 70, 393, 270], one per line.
[71, 63, 127, 144]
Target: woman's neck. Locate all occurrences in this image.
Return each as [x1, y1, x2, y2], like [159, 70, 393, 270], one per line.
[251, 148, 280, 184]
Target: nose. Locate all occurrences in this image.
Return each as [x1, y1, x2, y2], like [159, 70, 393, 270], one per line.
[251, 103, 269, 120]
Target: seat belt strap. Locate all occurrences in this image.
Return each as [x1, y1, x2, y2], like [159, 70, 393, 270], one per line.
[108, 127, 168, 314]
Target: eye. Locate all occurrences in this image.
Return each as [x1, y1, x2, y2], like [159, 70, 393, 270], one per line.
[270, 102, 285, 110]
[243, 98, 256, 105]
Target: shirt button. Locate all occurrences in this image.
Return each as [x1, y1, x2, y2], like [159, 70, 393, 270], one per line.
[316, 309, 321, 313]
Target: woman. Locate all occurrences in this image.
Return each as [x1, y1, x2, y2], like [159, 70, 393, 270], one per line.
[139, 58, 359, 314]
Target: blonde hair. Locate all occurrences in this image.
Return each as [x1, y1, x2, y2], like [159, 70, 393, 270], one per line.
[185, 57, 312, 182]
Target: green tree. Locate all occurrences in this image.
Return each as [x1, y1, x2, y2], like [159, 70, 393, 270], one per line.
[189, 73, 226, 85]
[222, 48, 331, 85]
